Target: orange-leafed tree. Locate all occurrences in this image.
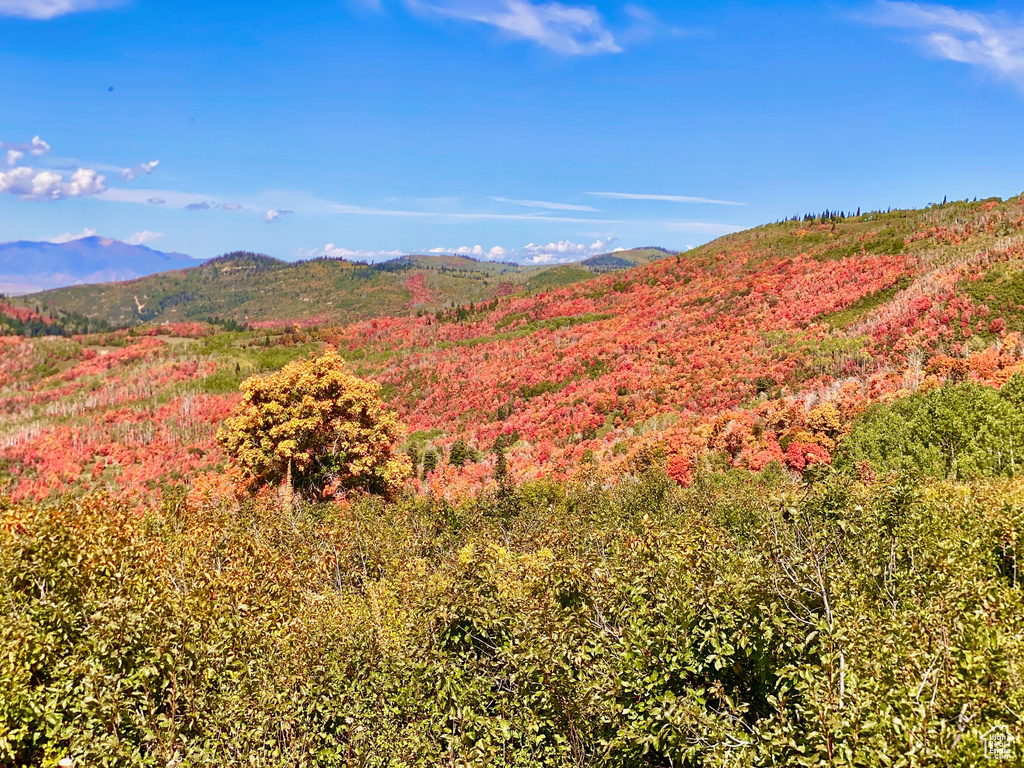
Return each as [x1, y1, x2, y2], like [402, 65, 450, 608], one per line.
[218, 348, 410, 501]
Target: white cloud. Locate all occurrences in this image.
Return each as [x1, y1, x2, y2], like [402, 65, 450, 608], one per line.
[519, 237, 614, 263]
[0, 135, 50, 158]
[300, 238, 616, 265]
[48, 227, 97, 243]
[869, 2, 1024, 84]
[120, 160, 160, 181]
[406, 0, 622, 55]
[0, 137, 108, 200]
[65, 167, 106, 197]
[29, 135, 49, 155]
[430, 237, 615, 264]
[263, 208, 295, 224]
[426, 244, 512, 259]
[588, 191, 746, 206]
[0, 165, 107, 200]
[490, 195, 598, 212]
[0, 0, 125, 19]
[298, 243, 408, 261]
[126, 230, 164, 246]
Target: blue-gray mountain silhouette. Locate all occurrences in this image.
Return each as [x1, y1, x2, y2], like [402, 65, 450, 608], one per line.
[0, 236, 199, 294]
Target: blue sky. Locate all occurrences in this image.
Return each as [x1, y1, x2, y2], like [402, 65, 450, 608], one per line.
[1, 0, 1023, 264]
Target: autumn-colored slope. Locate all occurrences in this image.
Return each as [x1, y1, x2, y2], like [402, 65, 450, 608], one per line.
[6, 195, 1024, 504]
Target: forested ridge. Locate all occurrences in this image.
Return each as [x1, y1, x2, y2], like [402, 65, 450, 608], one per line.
[15, 249, 666, 329]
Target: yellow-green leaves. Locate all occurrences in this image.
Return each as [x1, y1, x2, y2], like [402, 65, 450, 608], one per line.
[218, 347, 410, 501]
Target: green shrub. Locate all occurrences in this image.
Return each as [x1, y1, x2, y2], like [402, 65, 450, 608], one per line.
[3, 468, 1024, 765]
[838, 381, 1024, 479]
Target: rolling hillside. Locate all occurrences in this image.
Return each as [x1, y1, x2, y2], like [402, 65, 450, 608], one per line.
[5, 194, 1024, 504]
[6, 195, 1024, 765]
[19, 248, 670, 328]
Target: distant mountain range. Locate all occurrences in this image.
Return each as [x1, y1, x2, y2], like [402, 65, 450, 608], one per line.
[16, 248, 671, 327]
[0, 237, 200, 295]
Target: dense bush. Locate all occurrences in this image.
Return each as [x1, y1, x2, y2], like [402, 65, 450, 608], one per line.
[3, 467, 1023, 765]
[839, 378, 1024, 480]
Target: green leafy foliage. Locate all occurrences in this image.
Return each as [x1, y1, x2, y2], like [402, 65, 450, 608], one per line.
[3, 467, 1023, 765]
[819, 276, 912, 329]
[839, 379, 1024, 479]
[449, 438, 477, 467]
[963, 263, 1024, 332]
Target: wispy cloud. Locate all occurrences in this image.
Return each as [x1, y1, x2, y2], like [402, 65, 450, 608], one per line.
[329, 200, 618, 224]
[93, 184, 745, 237]
[98, 188, 205, 208]
[588, 191, 746, 206]
[617, 3, 688, 45]
[405, 0, 622, 55]
[100, 187, 247, 212]
[0, 0, 126, 19]
[868, 1, 1024, 84]
[490, 195, 598, 212]
[661, 221, 744, 236]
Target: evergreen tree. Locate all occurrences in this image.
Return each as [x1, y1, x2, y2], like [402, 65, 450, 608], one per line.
[449, 438, 470, 467]
[422, 448, 438, 478]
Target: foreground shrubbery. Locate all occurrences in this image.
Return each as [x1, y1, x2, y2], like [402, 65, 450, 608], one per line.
[3, 467, 1023, 766]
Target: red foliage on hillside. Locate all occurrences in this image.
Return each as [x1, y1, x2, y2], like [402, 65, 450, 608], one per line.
[7, 199, 1024, 504]
[0, 303, 53, 326]
[405, 272, 434, 306]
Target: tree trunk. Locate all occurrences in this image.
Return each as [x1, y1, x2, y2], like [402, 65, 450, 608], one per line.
[283, 458, 294, 512]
